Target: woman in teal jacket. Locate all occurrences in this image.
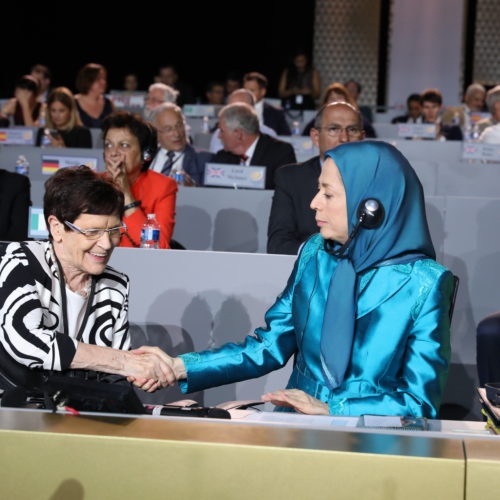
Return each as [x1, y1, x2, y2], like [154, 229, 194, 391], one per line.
[146, 141, 453, 418]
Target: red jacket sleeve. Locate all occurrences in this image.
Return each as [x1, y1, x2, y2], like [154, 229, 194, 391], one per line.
[122, 171, 178, 249]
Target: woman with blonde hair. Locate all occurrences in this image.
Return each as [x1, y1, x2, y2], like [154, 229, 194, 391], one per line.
[36, 87, 92, 148]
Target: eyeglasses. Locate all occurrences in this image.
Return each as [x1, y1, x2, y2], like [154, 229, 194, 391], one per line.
[317, 125, 363, 138]
[64, 221, 127, 241]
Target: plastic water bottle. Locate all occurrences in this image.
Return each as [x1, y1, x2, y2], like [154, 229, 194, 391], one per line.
[171, 164, 185, 185]
[202, 116, 210, 134]
[41, 128, 52, 148]
[140, 214, 160, 249]
[471, 122, 480, 142]
[292, 121, 301, 136]
[15, 155, 30, 176]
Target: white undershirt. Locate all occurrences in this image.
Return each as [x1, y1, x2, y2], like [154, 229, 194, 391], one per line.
[151, 148, 185, 174]
[255, 100, 264, 125]
[65, 287, 88, 338]
[244, 136, 259, 165]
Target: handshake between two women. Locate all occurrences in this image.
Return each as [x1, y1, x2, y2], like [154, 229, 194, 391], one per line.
[125, 346, 330, 416]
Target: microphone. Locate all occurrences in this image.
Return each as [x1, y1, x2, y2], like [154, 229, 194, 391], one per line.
[324, 198, 384, 257]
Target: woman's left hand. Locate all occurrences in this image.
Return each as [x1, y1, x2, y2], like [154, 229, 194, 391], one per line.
[261, 389, 329, 415]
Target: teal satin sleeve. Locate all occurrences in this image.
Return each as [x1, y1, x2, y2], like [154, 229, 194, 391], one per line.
[178, 258, 304, 394]
[327, 268, 453, 418]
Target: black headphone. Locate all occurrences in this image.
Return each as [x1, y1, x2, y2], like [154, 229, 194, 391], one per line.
[324, 198, 384, 257]
[140, 122, 158, 169]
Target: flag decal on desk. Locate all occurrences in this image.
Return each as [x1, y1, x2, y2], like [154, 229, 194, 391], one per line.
[207, 166, 224, 179]
[42, 158, 60, 174]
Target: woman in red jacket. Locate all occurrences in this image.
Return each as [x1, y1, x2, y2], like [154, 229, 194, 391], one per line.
[102, 112, 177, 249]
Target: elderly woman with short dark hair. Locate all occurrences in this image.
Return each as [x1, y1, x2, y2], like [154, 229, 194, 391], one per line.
[0, 166, 173, 391]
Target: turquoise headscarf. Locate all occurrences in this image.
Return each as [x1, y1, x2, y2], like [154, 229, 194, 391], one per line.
[320, 141, 435, 389]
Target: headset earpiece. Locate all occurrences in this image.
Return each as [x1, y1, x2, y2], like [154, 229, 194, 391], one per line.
[357, 198, 384, 229]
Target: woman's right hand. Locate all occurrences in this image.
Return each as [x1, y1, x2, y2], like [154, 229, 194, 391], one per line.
[106, 154, 127, 188]
[105, 153, 135, 204]
[123, 349, 177, 390]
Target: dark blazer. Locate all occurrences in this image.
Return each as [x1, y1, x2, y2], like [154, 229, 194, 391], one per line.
[182, 143, 212, 186]
[267, 156, 320, 255]
[263, 102, 291, 136]
[391, 114, 419, 124]
[212, 134, 297, 190]
[152, 144, 212, 186]
[0, 169, 31, 242]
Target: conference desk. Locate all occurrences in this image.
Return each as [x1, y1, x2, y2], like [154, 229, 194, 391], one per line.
[0, 407, 497, 499]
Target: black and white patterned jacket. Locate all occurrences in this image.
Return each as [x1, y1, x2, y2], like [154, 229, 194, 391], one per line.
[0, 241, 130, 372]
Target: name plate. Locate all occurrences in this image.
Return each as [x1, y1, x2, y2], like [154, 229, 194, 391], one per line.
[0, 128, 34, 145]
[462, 142, 500, 163]
[204, 163, 266, 189]
[183, 105, 221, 118]
[398, 123, 437, 139]
[109, 92, 146, 109]
[470, 112, 490, 123]
[281, 136, 319, 154]
[41, 155, 98, 175]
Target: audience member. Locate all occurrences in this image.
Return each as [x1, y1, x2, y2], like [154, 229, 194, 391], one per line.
[205, 81, 225, 105]
[278, 50, 321, 110]
[302, 82, 376, 138]
[442, 83, 486, 130]
[477, 85, 500, 135]
[391, 93, 423, 124]
[225, 73, 241, 96]
[150, 103, 210, 186]
[36, 87, 92, 148]
[124, 74, 139, 92]
[209, 88, 277, 153]
[144, 83, 179, 119]
[479, 123, 500, 143]
[345, 79, 373, 123]
[0, 166, 173, 391]
[421, 88, 462, 141]
[267, 102, 365, 255]
[102, 112, 177, 249]
[75, 63, 114, 128]
[157, 65, 194, 106]
[30, 64, 51, 102]
[211, 103, 296, 189]
[0, 169, 31, 242]
[2, 75, 43, 126]
[477, 312, 500, 387]
[244, 72, 292, 135]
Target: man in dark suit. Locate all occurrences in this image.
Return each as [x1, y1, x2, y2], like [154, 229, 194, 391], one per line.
[0, 169, 31, 242]
[243, 72, 291, 136]
[150, 103, 211, 186]
[212, 103, 296, 190]
[267, 102, 365, 255]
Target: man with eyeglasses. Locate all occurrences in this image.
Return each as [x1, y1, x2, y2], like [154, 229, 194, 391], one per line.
[149, 103, 211, 186]
[267, 101, 365, 255]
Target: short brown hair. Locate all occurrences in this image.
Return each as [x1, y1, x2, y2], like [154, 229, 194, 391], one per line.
[243, 72, 268, 89]
[322, 82, 356, 106]
[76, 63, 106, 94]
[44, 166, 124, 235]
